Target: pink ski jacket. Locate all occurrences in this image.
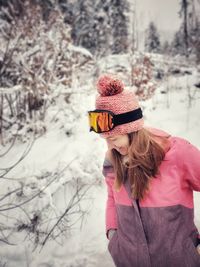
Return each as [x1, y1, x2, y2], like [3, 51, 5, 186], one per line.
[102, 129, 200, 267]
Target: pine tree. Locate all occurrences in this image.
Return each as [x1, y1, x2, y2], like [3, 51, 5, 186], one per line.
[109, 0, 130, 54]
[145, 22, 161, 53]
[179, 0, 189, 57]
[93, 0, 112, 57]
[71, 0, 96, 52]
[58, 0, 130, 57]
[172, 0, 200, 61]
[162, 40, 170, 55]
[171, 30, 185, 56]
[190, 20, 200, 62]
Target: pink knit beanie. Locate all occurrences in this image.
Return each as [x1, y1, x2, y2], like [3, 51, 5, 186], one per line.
[95, 74, 144, 137]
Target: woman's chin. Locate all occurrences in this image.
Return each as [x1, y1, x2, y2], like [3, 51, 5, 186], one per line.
[121, 152, 128, 156]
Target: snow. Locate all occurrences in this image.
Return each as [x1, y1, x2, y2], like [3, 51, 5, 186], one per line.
[68, 44, 93, 59]
[0, 53, 200, 267]
[0, 85, 22, 93]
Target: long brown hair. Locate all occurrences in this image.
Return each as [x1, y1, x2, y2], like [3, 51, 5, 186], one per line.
[111, 128, 170, 200]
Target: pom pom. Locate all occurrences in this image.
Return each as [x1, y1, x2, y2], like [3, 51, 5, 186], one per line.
[96, 75, 124, 96]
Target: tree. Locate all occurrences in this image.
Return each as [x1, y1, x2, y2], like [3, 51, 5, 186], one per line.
[145, 22, 161, 53]
[190, 20, 200, 62]
[162, 40, 170, 55]
[186, 0, 200, 62]
[71, 0, 96, 52]
[179, 0, 189, 57]
[109, 0, 130, 54]
[58, 0, 130, 57]
[171, 30, 185, 56]
[172, 0, 200, 61]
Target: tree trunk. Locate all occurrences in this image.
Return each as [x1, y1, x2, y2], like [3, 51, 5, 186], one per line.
[183, 0, 189, 57]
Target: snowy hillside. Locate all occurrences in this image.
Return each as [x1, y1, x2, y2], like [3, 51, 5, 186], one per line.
[0, 52, 200, 267]
[0, 0, 200, 265]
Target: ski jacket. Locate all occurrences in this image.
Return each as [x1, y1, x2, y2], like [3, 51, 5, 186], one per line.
[102, 129, 200, 267]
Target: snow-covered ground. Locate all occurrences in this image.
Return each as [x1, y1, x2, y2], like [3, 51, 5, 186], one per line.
[0, 55, 200, 267]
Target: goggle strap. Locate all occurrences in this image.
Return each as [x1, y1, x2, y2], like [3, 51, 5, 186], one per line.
[113, 108, 143, 126]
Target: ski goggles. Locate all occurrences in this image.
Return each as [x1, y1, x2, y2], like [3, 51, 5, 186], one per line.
[88, 108, 143, 133]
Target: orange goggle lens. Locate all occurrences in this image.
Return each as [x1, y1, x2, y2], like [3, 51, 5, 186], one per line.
[88, 110, 114, 133]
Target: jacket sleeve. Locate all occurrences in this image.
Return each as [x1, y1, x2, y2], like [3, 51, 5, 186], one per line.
[102, 158, 117, 238]
[182, 139, 200, 191]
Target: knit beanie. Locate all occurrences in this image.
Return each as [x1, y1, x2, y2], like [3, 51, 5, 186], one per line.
[95, 74, 144, 137]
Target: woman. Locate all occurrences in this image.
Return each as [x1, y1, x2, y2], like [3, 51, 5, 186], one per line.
[88, 74, 200, 267]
